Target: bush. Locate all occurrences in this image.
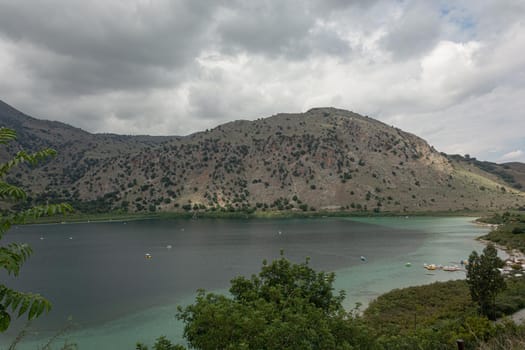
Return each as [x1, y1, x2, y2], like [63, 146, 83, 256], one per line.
[176, 254, 371, 350]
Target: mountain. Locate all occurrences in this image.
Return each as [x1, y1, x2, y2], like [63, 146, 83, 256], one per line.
[1, 100, 524, 214]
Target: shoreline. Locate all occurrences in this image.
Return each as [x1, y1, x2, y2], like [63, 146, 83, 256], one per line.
[24, 209, 492, 225]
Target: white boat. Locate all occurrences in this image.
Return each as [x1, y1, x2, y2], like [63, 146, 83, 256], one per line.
[443, 265, 461, 272]
[424, 264, 437, 270]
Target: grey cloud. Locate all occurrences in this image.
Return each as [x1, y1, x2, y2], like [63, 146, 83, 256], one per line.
[19, 49, 178, 96]
[380, 2, 442, 59]
[0, 0, 220, 96]
[312, 0, 383, 13]
[216, 1, 350, 59]
[309, 27, 351, 57]
[187, 82, 230, 121]
[0, 1, 215, 68]
[216, 2, 313, 58]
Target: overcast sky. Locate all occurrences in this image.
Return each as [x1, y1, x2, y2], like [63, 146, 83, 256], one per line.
[0, 0, 524, 162]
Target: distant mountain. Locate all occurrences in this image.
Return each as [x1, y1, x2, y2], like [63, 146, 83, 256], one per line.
[447, 154, 525, 191]
[1, 100, 524, 214]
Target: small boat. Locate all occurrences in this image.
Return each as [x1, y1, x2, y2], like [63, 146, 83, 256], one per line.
[145, 253, 152, 259]
[405, 262, 412, 267]
[360, 256, 367, 262]
[166, 245, 172, 249]
[443, 265, 461, 272]
[424, 264, 437, 270]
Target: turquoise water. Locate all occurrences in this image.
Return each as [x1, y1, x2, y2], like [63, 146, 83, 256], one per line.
[0, 216, 489, 349]
[334, 217, 487, 309]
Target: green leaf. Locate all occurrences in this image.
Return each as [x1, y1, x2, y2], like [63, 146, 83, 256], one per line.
[28, 300, 39, 320]
[0, 309, 11, 332]
[0, 127, 16, 145]
[1, 128, 62, 332]
[17, 298, 30, 318]
[0, 182, 27, 201]
[36, 298, 48, 318]
[0, 148, 57, 177]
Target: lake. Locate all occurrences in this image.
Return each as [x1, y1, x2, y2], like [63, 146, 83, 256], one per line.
[0, 216, 488, 349]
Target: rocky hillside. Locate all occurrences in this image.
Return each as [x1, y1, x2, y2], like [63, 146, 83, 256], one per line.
[1, 100, 524, 214]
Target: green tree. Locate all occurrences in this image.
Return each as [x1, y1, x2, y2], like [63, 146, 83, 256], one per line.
[466, 243, 506, 320]
[136, 336, 185, 350]
[176, 253, 373, 349]
[0, 127, 72, 332]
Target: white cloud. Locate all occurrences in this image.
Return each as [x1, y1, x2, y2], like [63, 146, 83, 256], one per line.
[500, 150, 524, 162]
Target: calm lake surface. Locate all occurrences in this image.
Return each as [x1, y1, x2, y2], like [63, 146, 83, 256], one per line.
[1, 217, 488, 349]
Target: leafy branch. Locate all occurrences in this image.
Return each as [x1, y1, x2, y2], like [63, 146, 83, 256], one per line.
[0, 127, 73, 332]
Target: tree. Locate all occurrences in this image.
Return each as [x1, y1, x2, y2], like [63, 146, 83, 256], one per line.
[0, 127, 72, 332]
[176, 252, 372, 349]
[466, 243, 506, 320]
[136, 336, 185, 350]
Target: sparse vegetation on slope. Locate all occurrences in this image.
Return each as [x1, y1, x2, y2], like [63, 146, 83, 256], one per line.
[1, 101, 524, 216]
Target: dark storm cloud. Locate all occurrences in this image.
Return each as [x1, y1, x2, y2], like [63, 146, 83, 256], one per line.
[0, 1, 216, 67]
[19, 49, 178, 95]
[0, 1, 220, 94]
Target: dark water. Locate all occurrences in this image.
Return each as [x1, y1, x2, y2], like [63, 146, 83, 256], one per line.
[2, 218, 419, 328]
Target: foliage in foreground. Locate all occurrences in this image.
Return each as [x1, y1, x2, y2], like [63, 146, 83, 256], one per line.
[364, 277, 525, 349]
[0, 127, 73, 332]
[175, 253, 373, 349]
[363, 279, 491, 349]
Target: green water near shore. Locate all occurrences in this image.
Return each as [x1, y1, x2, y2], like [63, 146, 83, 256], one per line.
[334, 217, 487, 309]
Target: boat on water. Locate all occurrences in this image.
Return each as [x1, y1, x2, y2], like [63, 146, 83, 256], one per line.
[424, 263, 437, 270]
[424, 264, 462, 272]
[443, 265, 461, 272]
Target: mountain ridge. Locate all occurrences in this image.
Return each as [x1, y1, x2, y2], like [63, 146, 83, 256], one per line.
[1, 100, 524, 214]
